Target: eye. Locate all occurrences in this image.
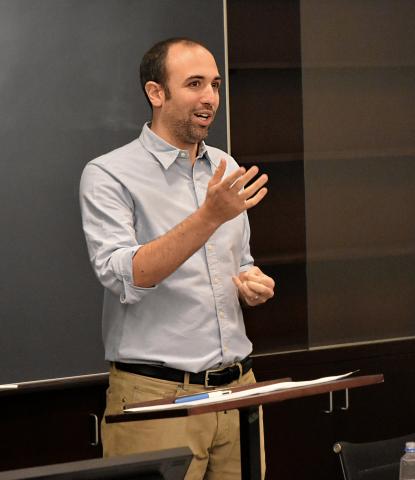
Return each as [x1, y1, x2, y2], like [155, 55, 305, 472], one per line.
[212, 81, 221, 91]
[189, 80, 201, 88]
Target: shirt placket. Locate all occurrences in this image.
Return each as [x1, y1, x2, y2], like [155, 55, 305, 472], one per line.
[192, 157, 232, 365]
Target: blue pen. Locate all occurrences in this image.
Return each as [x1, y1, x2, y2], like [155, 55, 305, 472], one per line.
[174, 389, 232, 404]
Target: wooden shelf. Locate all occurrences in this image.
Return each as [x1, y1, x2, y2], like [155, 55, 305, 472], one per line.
[230, 62, 415, 72]
[302, 146, 415, 162]
[234, 147, 415, 165]
[255, 252, 306, 266]
[309, 246, 415, 263]
[235, 152, 304, 164]
[303, 62, 415, 70]
[256, 245, 415, 267]
[229, 62, 301, 70]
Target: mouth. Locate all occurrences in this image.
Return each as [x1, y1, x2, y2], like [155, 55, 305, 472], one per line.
[193, 110, 214, 126]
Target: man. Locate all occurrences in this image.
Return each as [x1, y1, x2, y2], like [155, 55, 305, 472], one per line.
[80, 37, 274, 480]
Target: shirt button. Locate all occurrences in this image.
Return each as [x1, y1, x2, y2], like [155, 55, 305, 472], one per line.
[207, 244, 213, 251]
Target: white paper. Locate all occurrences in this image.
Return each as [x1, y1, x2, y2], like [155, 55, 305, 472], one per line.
[124, 371, 356, 413]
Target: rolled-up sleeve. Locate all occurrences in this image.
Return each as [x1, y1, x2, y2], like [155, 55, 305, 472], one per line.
[79, 163, 157, 304]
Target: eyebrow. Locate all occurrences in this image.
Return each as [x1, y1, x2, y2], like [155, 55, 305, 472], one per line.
[185, 75, 222, 82]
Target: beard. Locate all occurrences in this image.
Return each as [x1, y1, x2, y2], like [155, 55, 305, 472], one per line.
[170, 114, 214, 145]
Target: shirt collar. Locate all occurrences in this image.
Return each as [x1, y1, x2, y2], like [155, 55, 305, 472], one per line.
[139, 123, 213, 169]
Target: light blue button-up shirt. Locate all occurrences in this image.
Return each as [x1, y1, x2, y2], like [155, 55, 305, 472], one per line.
[79, 123, 254, 373]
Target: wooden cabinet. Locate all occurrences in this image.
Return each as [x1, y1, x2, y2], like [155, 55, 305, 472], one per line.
[254, 340, 415, 480]
[0, 379, 106, 471]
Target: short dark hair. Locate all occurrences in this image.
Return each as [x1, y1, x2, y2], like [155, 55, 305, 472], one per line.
[139, 37, 210, 107]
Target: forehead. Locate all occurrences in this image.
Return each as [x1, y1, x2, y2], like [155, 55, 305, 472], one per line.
[165, 43, 219, 81]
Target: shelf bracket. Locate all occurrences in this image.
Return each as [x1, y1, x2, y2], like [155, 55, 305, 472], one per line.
[323, 391, 334, 414]
[340, 388, 350, 411]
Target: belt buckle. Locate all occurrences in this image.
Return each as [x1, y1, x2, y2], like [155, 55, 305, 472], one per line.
[204, 362, 243, 388]
[204, 366, 225, 388]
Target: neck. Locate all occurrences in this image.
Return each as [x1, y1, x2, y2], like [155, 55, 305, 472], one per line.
[150, 120, 199, 164]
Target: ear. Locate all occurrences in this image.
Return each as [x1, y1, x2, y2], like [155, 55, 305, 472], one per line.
[145, 81, 165, 108]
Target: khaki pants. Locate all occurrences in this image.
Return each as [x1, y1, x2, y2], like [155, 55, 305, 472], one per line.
[102, 365, 265, 480]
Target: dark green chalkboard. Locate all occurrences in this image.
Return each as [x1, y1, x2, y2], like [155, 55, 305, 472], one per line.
[0, 0, 227, 383]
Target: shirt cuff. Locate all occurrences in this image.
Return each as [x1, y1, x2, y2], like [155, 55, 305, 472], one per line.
[110, 245, 158, 304]
[239, 262, 254, 274]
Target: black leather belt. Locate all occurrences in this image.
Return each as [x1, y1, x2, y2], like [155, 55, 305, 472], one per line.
[114, 356, 252, 387]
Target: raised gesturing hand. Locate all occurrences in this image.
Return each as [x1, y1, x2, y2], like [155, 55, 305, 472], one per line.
[201, 159, 268, 228]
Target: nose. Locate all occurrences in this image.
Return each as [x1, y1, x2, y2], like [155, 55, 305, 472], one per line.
[200, 84, 218, 106]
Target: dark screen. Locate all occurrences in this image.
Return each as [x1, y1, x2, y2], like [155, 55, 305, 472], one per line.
[0, 447, 192, 480]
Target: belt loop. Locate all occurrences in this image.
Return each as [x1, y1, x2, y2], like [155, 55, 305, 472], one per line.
[236, 362, 243, 381]
[183, 372, 190, 390]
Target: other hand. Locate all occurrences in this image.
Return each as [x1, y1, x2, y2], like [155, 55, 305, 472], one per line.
[232, 266, 275, 307]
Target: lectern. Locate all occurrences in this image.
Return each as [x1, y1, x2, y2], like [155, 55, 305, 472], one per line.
[106, 374, 384, 480]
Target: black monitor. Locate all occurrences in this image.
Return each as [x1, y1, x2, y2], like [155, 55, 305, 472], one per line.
[0, 447, 192, 480]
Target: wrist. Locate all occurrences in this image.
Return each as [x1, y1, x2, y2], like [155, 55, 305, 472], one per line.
[197, 204, 221, 232]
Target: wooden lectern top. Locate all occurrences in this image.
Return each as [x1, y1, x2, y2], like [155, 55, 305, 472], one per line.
[106, 374, 384, 424]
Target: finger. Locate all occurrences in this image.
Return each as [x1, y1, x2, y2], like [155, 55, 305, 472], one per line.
[233, 277, 253, 304]
[245, 266, 272, 281]
[245, 280, 274, 299]
[244, 266, 261, 276]
[241, 281, 258, 301]
[229, 166, 260, 191]
[245, 280, 266, 295]
[232, 275, 243, 290]
[220, 166, 247, 189]
[209, 159, 227, 187]
[244, 187, 268, 209]
[244, 273, 275, 289]
[240, 174, 268, 200]
[238, 271, 249, 283]
[235, 278, 255, 298]
[233, 276, 256, 302]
